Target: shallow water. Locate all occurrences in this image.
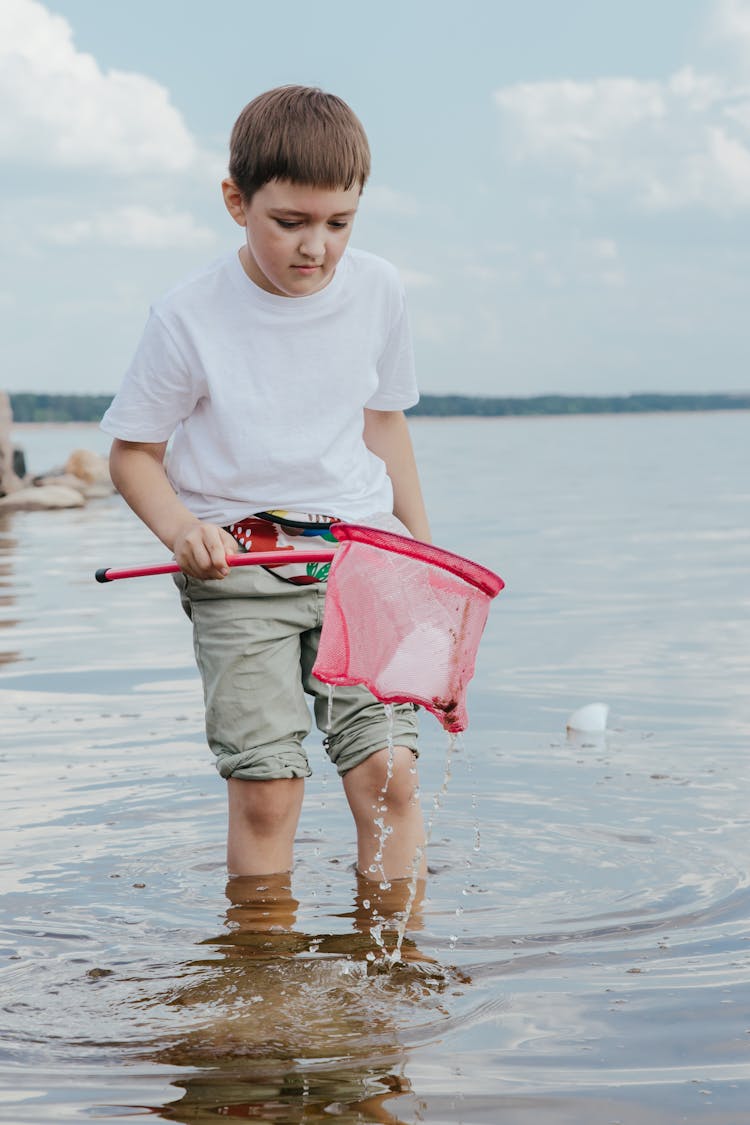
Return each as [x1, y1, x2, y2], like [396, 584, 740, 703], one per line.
[2, 413, 749, 1123]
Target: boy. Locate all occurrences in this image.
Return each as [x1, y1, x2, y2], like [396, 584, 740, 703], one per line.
[102, 85, 430, 883]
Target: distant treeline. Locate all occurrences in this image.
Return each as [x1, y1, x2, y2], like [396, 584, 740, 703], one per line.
[8, 390, 750, 423]
[407, 392, 750, 417]
[10, 394, 114, 423]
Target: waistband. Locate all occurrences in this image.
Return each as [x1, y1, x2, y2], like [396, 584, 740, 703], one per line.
[224, 511, 340, 585]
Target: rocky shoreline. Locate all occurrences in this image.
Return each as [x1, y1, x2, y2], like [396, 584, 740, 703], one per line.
[0, 391, 115, 512]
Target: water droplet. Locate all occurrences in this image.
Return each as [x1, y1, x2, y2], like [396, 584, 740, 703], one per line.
[327, 684, 335, 731]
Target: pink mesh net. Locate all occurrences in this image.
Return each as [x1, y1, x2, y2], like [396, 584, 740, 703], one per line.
[313, 524, 504, 732]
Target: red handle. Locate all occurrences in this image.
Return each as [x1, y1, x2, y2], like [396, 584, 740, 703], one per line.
[95, 548, 336, 583]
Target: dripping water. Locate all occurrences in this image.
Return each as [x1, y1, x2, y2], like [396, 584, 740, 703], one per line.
[326, 683, 335, 732]
[368, 703, 396, 901]
[389, 730, 459, 966]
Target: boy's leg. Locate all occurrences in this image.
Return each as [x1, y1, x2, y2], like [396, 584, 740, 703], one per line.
[301, 626, 424, 881]
[174, 567, 323, 876]
[227, 777, 305, 876]
[342, 746, 426, 882]
[225, 871, 299, 932]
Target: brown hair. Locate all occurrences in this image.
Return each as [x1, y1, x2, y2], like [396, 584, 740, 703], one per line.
[228, 85, 371, 200]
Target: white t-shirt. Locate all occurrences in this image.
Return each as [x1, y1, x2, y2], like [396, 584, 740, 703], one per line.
[101, 247, 418, 525]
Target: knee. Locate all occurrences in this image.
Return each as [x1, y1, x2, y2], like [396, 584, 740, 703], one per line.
[228, 777, 303, 837]
[386, 754, 421, 814]
[347, 747, 420, 816]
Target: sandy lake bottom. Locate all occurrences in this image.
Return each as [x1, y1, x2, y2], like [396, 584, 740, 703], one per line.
[1, 413, 749, 1123]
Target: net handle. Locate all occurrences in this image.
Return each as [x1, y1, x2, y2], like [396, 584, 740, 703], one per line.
[330, 524, 504, 598]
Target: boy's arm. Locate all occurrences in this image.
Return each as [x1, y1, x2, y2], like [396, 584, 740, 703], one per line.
[363, 409, 431, 542]
[108, 439, 237, 579]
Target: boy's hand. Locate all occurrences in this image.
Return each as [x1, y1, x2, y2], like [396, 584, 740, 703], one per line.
[173, 522, 237, 580]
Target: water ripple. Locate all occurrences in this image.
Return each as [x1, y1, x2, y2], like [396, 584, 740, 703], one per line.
[1, 417, 750, 1122]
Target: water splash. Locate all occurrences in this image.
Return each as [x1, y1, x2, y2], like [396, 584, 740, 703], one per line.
[327, 683, 335, 732]
[389, 731, 459, 966]
[471, 793, 481, 854]
[380, 702, 396, 794]
[368, 704, 396, 893]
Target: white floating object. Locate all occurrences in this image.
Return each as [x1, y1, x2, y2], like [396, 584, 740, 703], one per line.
[566, 702, 609, 733]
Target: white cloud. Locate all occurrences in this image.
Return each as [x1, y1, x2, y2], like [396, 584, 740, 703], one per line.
[397, 267, 436, 288]
[0, 0, 201, 174]
[714, 0, 750, 61]
[591, 238, 618, 261]
[494, 63, 750, 212]
[41, 206, 217, 249]
[364, 184, 420, 215]
[588, 238, 624, 285]
[462, 264, 501, 283]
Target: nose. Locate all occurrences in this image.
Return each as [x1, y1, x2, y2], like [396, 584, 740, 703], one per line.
[299, 228, 325, 261]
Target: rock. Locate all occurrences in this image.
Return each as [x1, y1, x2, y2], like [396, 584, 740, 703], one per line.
[30, 471, 114, 499]
[64, 449, 111, 486]
[0, 484, 86, 511]
[12, 448, 26, 479]
[0, 391, 22, 497]
[81, 481, 116, 499]
[33, 472, 89, 493]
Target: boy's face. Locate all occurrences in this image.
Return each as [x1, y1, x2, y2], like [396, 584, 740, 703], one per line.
[222, 178, 360, 297]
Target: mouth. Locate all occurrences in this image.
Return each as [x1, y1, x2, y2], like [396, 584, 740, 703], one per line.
[291, 264, 324, 273]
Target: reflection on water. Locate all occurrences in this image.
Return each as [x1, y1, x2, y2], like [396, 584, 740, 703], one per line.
[145, 875, 445, 1123]
[158, 1065, 415, 1125]
[1, 415, 749, 1123]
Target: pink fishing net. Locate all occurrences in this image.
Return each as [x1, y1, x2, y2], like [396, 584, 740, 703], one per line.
[313, 524, 504, 732]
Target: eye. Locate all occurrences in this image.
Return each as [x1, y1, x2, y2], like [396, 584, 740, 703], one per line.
[274, 219, 301, 230]
[328, 220, 349, 230]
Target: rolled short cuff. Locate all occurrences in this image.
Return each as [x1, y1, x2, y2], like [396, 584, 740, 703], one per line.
[325, 701, 419, 776]
[213, 742, 313, 781]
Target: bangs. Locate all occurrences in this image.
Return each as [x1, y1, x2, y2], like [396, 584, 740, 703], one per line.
[229, 86, 371, 199]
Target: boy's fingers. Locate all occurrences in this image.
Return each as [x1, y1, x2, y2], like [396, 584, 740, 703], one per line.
[200, 529, 225, 563]
[176, 523, 230, 578]
[220, 528, 239, 555]
[200, 529, 230, 577]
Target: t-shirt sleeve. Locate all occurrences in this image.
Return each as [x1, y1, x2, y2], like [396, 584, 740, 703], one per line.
[100, 309, 203, 442]
[365, 282, 419, 411]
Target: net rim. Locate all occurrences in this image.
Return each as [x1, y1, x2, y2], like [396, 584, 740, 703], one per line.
[330, 523, 504, 598]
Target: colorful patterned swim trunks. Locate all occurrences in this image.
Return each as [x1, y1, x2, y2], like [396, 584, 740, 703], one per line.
[224, 510, 339, 584]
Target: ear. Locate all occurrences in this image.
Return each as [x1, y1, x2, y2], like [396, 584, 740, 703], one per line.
[222, 178, 248, 226]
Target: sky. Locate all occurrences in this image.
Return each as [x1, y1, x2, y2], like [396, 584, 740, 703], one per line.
[1, 0, 749, 397]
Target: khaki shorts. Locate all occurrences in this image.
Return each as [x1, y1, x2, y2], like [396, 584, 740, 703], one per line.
[174, 564, 419, 781]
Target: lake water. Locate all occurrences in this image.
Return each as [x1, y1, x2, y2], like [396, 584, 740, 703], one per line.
[1, 413, 749, 1123]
